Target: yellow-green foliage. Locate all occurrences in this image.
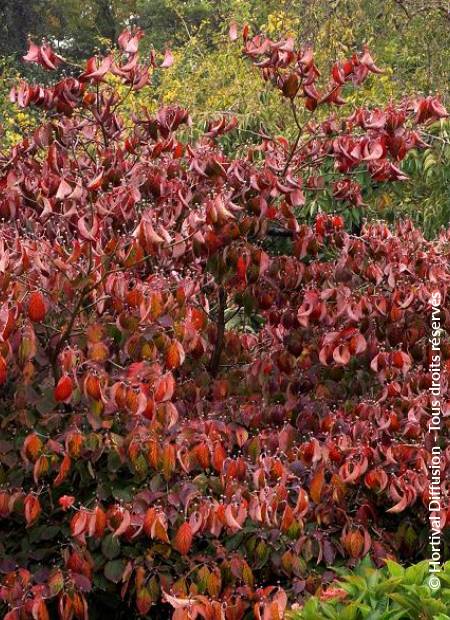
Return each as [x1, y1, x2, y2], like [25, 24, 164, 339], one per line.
[1, 0, 449, 234]
[289, 557, 450, 620]
[0, 59, 34, 147]
[157, 39, 280, 128]
[367, 119, 450, 238]
[148, 0, 449, 137]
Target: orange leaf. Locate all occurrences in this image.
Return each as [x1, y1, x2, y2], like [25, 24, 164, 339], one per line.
[154, 372, 175, 402]
[32, 599, 50, 620]
[310, 468, 325, 503]
[54, 454, 72, 487]
[294, 488, 309, 516]
[161, 443, 176, 481]
[23, 433, 43, 462]
[143, 507, 156, 537]
[165, 340, 185, 370]
[280, 504, 294, 533]
[24, 494, 41, 526]
[95, 506, 107, 538]
[71, 510, 88, 538]
[113, 508, 131, 538]
[33, 455, 49, 484]
[153, 516, 169, 543]
[0, 354, 6, 385]
[212, 442, 226, 472]
[172, 521, 193, 555]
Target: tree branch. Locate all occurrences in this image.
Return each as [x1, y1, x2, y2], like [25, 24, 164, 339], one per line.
[209, 286, 226, 377]
[266, 226, 295, 238]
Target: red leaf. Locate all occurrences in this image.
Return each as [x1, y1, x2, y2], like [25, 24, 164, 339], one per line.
[118, 28, 144, 54]
[78, 215, 99, 241]
[387, 494, 409, 513]
[71, 510, 88, 538]
[54, 375, 73, 402]
[160, 49, 174, 68]
[28, 291, 46, 322]
[332, 344, 351, 365]
[80, 55, 112, 81]
[113, 509, 131, 538]
[237, 255, 247, 281]
[224, 504, 243, 531]
[58, 495, 75, 511]
[32, 599, 50, 620]
[229, 22, 239, 42]
[23, 40, 63, 70]
[56, 178, 72, 200]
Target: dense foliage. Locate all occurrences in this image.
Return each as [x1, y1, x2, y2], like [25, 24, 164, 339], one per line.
[0, 24, 449, 620]
[2, 1, 450, 232]
[290, 558, 450, 620]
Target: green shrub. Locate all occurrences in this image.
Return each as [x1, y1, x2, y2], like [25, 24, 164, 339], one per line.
[289, 558, 450, 620]
[365, 120, 450, 237]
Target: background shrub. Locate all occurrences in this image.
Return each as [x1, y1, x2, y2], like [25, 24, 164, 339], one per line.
[0, 18, 448, 620]
[289, 558, 450, 620]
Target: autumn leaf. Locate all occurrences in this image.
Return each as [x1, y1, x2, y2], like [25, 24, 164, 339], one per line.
[310, 468, 325, 504]
[24, 494, 41, 526]
[228, 21, 238, 41]
[27, 291, 46, 322]
[54, 375, 74, 402]
[172, 522, 193, 555]
[161, 49, 174, 68]
[58, 495, 75, 511]
[165, 340, 186, 370]
[53, 454, 72, 487]
[23, 433, 43, 462]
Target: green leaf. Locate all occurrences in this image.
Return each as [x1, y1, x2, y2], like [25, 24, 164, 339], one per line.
[343, 574, 368, 591]
[111, 485, 133, 502]
[107, 450, 122, 473]
[387, 592, 413, 608]
[40, 525, 60, 540]
[106, 324, 123, 346]
[293, 597, 320, 620]
[375, 576, 403, 593]
[36, 390, 57, 415]
[104, 559, 126, 584]
[385, 560, 404, 579]
[93, 573, 110, 592]
[403, 561, 428, 585]
[225, 531, 245, 551]
[101, 534, 121, 560]
[339, 602, 364, 620]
